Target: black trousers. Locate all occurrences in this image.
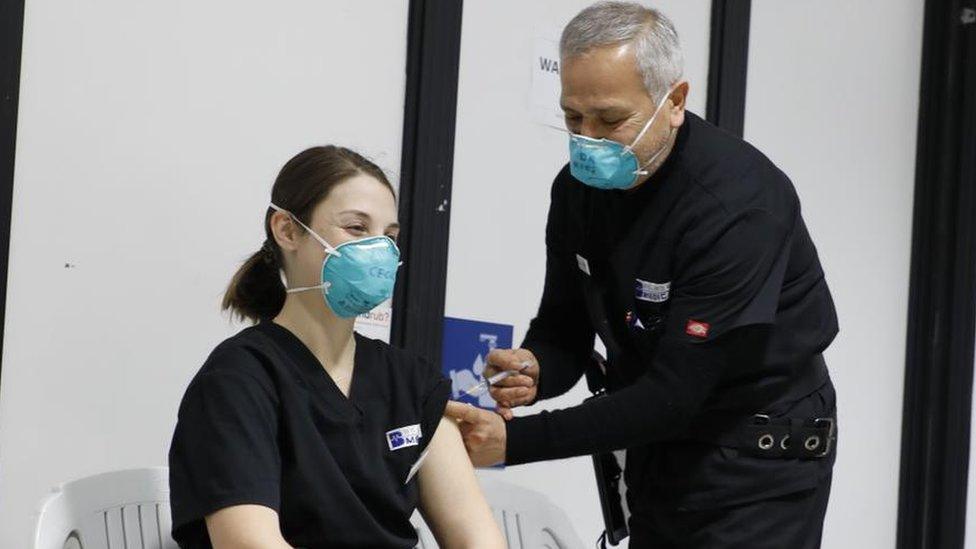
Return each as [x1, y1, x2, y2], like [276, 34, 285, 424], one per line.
[628, 473, 833, 549]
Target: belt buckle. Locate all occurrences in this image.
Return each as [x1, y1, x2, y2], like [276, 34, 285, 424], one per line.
[813, 417, 836, 458]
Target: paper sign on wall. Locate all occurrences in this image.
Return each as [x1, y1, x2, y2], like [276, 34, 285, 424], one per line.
[354, 299, 392, 342]
[530, 30, 564, 128]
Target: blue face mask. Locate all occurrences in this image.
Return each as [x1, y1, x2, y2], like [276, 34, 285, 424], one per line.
[270, 204, 401, 318]
[568, 88, 676, 190]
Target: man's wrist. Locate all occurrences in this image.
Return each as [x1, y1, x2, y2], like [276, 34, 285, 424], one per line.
[502, 413, 548, 466]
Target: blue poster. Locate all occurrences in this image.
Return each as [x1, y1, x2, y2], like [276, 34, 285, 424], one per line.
[441, 317, 514, 410]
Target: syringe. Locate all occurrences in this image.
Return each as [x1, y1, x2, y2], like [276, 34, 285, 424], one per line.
[461, 361, 532, 397]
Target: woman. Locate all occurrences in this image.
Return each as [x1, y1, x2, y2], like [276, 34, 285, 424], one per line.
[168, 146, 505, 548]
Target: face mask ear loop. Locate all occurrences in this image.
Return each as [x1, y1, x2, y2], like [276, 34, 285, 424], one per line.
[623, 114, 658, 156]
[623, 85, 677, 155]
[285, 282, 331, 294]
[634, 127, 677, 176]
[269, 203, 343, 257]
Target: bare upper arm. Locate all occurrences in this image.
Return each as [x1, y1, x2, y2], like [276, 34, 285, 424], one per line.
[205, 504, 292, 549]
[418, 417, 505, 549]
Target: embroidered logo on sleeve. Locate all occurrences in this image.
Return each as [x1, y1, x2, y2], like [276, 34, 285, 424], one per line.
[685, 320, 711, 339]
[635, 279, 671, 303]
[387, 424, 423, 451]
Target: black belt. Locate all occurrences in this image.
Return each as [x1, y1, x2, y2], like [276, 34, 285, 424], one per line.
[700, 413, 837, 459]
[682, 354, 835, 460]
[683, 409, 836, 460]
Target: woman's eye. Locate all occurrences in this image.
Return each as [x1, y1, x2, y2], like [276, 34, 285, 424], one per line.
[347, 225, 367, 233]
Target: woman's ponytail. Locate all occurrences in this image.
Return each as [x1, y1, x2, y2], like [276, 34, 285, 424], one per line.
[221, 240, 286, 323]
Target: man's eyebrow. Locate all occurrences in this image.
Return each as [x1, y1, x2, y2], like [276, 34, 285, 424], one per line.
[561, 103, 631, 114]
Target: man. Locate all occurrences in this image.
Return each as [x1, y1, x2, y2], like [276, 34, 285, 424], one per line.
[445, 2, 838, 548]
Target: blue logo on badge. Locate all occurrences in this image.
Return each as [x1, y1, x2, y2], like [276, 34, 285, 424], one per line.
[389, 432, 405, 448]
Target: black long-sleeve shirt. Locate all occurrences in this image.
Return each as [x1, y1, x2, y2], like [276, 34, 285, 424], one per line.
[506, 112, 838, 509]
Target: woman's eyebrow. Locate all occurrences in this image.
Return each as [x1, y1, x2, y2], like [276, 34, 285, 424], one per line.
[338, 210, 399, 231]
[338, 209, 371, 219]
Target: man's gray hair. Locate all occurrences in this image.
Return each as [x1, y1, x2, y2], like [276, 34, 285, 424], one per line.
[560, 2, 684, 101]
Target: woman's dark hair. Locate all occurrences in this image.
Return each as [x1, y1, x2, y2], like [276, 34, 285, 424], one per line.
[222, 146, 395, 323]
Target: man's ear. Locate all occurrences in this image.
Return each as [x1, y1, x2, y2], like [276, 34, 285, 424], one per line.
[270, 210, 302, 252]
[669, 80, 690, 127]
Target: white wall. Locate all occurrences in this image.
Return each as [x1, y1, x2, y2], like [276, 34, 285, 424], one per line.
[0, 2, 407, 547]
[744, 1, 922, 547]
[447, 1, 712, 545]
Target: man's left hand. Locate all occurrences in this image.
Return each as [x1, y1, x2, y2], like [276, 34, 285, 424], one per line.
[444, 401, 507, 467]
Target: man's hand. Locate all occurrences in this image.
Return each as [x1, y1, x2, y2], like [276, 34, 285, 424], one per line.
[485, 348, 539, 420]
[444, 401, 507, 467]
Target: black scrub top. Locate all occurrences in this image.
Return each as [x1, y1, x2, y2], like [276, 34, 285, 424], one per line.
[506, 111, 839, 510]
[168, 322, 451, 548]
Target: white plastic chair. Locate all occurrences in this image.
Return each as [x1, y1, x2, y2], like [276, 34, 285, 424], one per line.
[412, 478, 586, 549]
[480, 479, 586, 549]
[33, 467, 177, 549]
[410, 511, 439, 549]
[34, 468, 446, 549]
